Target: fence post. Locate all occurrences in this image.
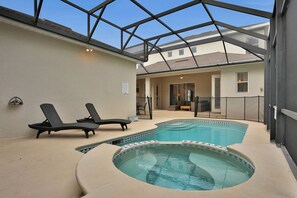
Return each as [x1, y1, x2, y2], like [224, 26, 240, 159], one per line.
[225, 97, 228, 119]
[147, 96, 153, 119]
[258, 96, 260, 122]
[209, 97, 211, 118]
[244, 96, 246, 120]
[194, 96, 199, 117]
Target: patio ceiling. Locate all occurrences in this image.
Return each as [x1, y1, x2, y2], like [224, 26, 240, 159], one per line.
[0, 0, 274, 74]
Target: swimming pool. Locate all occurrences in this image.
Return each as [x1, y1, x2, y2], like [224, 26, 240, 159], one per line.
[76, 119, 248, 154]
[113, 142, 254, 190]
[120, 119, 248, 147]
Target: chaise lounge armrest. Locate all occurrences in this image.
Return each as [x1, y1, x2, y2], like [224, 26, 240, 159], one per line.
[77, 117, 95, 123]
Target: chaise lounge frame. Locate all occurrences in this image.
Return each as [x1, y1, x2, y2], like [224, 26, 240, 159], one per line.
[77, 103, 131, 131]
[29, 103, 98, 138]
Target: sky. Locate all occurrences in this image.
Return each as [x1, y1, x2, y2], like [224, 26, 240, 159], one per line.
[0, 0, 274, 49]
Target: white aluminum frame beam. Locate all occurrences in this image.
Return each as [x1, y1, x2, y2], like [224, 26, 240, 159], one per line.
[202, 0, 272, 18]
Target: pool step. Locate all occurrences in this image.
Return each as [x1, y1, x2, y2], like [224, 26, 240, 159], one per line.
[160, 122, 196, 131]
[146, 156, 215, 190]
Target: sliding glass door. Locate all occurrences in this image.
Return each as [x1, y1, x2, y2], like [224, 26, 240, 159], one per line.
[211, 75, 221, 112]
[170, 83, 195, 105]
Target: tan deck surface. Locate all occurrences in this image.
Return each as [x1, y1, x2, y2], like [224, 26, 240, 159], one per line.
[0, 110, 296, 198]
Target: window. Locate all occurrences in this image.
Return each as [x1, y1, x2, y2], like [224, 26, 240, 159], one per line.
[246, 37, 259, 54]
[246, 37, 259, 46]
[237, 72, 248, 92]
[191, 46, 197, 53]
[167, 51, 172, 57]
[179, 49, 184, 56]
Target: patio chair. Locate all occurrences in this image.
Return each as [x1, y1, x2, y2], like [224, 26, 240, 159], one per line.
[137, 102, 147, 115]
[77, 103, 131, 131]
[28, 103, 98, 138]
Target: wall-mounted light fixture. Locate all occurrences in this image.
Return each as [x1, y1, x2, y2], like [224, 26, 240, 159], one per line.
[180, 76, 184, 80]
[86, 47, 93, 52]
[8, 96, 23, 106]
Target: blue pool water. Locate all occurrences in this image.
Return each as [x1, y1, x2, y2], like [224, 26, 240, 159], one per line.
[113, 120, 252, 191]
[114, 144, 254, 190]
[122, 120, 247, 147]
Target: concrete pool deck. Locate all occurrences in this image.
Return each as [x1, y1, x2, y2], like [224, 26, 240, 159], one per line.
[0, 110, 296, 198]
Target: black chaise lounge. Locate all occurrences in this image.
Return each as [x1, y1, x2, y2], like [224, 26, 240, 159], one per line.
[77, 103, 131, 131]
[28, 103, 99, 138]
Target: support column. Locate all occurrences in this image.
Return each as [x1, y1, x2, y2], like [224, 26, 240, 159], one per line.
[264, 49, 269, 125]
[269, 18, 276, 140]
[275, 0, 287, 144]
[145, 77, 151, 97]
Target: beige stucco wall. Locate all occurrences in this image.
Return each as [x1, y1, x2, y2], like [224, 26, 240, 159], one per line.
[144, 24, 268, 66]
[220, 62, 264, 97]
[0, 19, 137, 138]
[220, 62, 264, 119]
[150, 71, 219, 109]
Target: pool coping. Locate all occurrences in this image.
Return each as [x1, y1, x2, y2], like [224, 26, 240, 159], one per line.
[113, 141, 255, 188]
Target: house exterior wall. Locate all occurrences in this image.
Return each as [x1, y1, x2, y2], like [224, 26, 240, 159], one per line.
[220, 62, 264, 97]
[0, 19, 136, 138]
[144, 24, 268, 66]
[137, 23, 266, 119]
[144, 41, 226, 66]
[223, 28, 267, 52]
[139, 61, 264, 118]
[220, 62, 264, 118]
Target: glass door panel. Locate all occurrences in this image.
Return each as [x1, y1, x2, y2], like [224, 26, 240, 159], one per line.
[170, 83, 195, 105]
